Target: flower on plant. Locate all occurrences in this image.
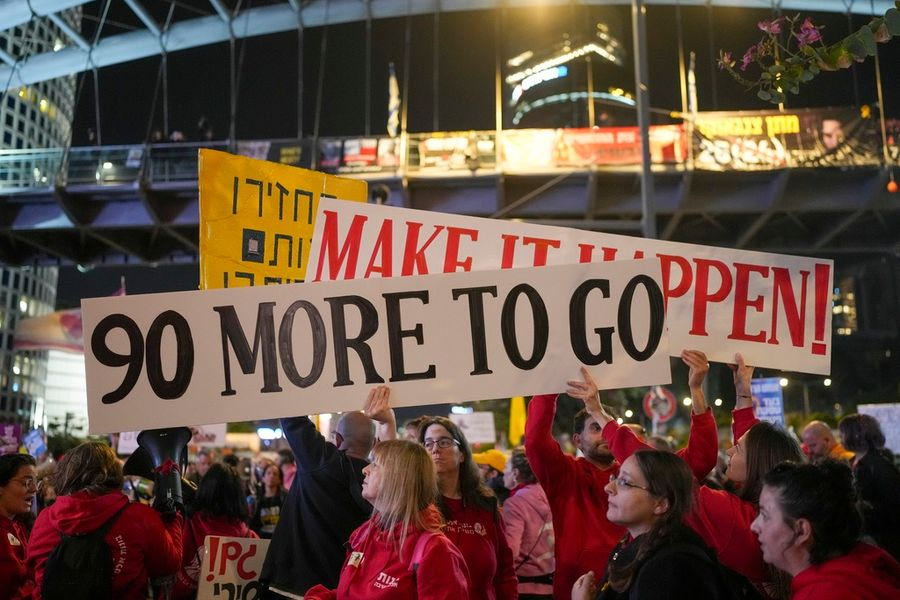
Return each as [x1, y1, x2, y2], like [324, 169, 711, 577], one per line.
[718, 51, 735, 70]
[795, 18, 822, 46]
[741, 45, 757, 71]
[757, 18, 784, 34]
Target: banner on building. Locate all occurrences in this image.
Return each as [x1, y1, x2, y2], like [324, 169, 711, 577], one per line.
[692, 107, 882, 171]
[198, 149, 367, 290]
[82, 259, 669, 433]
[408, 132, 497, 171]
[197, 536, 270, 600]
[307, 198, 833, 375]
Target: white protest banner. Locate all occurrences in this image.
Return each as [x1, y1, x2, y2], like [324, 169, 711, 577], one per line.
[82, 260, 669, 433]
[858, 403, 900, 454]
[197, 536, 269, 600]
[117, 430, 140, 455]
[306, 198, 833, 374]
[450, 411, 497, 444]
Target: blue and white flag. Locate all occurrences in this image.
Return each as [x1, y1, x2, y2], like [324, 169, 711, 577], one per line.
[387, 62, 400, 138]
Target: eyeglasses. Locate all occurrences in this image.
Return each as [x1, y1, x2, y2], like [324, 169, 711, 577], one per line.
[12, 477, 37, 491]
[608, 474, 650, 492]
[423, 437, 460, 450]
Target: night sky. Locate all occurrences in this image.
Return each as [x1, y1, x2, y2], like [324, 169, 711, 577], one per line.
[69, 3, 899, 145]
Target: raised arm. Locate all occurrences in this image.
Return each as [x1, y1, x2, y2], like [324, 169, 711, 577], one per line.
[281, 415, 336, 472]
[567, 366, 650, 463]
[524, 394, 576, 490]
[676, 350, 719, 480]
[363, 385, 397, 442]
[728, 353, 759, 442]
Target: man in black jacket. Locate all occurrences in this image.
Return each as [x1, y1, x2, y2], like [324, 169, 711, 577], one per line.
[261, 386, 395, 598]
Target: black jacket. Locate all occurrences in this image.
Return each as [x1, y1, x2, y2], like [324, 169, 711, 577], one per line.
[597, 523, 751, 600]
[260, 416, 372, 596]
[855, 450, 900, 560]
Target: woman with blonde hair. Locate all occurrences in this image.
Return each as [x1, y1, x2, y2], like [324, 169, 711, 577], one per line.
[305, 440, 469, 599]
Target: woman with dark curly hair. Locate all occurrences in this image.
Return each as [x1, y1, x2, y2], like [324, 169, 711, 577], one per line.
[174, 463, 258, 599]
[838, 413, 900, 559]
[417, 416, 517, 600]
[751, 460, 900, 599]
[0, 453, 37, 599]
[572, 450, 740, 600]
[27, 442, 182, 599]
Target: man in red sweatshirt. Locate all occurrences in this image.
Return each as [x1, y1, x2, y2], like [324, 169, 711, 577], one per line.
[525, 392, 623, 599]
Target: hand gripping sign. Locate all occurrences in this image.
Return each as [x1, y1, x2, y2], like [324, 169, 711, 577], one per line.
[306, 198, 833, 375]
[82, 259, 669, 434]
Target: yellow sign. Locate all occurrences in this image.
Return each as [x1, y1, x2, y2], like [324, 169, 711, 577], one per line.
[199, 149, 367, 289]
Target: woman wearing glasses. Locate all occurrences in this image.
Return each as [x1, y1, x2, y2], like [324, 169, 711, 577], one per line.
[571, 450, 736, 599]
[418, 416, 518, 600]
[0, 453, 37, 600]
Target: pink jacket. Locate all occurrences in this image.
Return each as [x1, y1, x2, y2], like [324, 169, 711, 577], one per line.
[502, 484, 554, 597]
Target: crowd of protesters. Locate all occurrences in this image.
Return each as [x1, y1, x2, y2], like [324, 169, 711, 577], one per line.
[1, 350, 899, 599]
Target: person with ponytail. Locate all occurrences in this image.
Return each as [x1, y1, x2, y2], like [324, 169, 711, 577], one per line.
[751, 460, 900, 599]
[838, 413, 900, 559]
[305, 440, 469, 599]
[571, 450, 736, 599]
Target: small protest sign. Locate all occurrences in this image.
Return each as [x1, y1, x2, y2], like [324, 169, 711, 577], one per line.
[197, 536, 269, 600]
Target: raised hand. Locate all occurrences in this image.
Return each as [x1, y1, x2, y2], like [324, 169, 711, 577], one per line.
[728, 353, 755, 408]
[680, 349, 709, 414]
[566, 366, 613, 426]
[681, 349, 709, 389]
[363, 385, 397, 440]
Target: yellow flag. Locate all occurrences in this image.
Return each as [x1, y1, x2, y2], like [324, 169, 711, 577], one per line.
[199, 149, 367, 289]
[509, 396, 526, 447]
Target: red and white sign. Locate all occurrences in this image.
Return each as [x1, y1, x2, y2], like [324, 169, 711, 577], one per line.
[197, 536, 269, 600]
[643, 386, 677, 423]
[307, 198, 833, 375]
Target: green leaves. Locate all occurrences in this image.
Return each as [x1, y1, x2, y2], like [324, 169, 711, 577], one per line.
[886, 8, 900, 35]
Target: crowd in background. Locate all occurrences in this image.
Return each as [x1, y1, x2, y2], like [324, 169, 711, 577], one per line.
[1, 351, 899, 599]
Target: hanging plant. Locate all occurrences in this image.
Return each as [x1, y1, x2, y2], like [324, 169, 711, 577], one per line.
[718, 4, 900, 104]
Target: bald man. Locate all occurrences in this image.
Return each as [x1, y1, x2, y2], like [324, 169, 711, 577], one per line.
[261, 386, 395, 598]
[802, 420, 854, 463]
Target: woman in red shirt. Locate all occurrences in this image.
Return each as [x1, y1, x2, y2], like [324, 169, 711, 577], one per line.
[0, 453, 37, 600]
[305, 439, 469, 599]
[418, 416, 518, 600]
[751, 460, 900, 599]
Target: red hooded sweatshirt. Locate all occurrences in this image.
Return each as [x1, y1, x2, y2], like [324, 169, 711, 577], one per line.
[1, 515, 32, 600]
[791, 542, 900, 600]
[305, 506, 470, 600]
[174, 512, 258, 600]
[26, 490, 182, 600]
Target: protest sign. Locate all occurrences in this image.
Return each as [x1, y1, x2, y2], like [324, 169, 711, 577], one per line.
[24, 429, 46, 457]
[449, 411, 497, 444]
[858, 403, 900, 454]
[82, 260, 669, 433]
[117, 424, 227, 454]
[750, 377, 786, 427]
[0, 423, 21, 454]
[306, 198, 833, 375]
[198, 149, 367, 290]
[197, 536, 269, 600]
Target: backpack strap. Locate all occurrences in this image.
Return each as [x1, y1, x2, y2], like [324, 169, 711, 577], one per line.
[94, 503, 129, 539]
